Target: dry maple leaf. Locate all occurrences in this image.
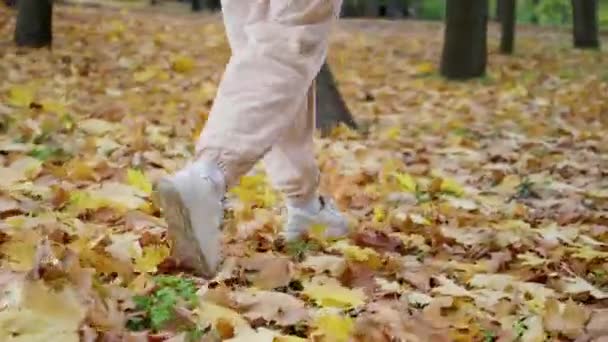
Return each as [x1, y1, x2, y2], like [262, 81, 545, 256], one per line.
[0, 280, 86, 342]
[338, 261, 378, 295]
[240, 253, 293, 290]
[586, 309, 608, 338]
[300, 254, 346, 277]
[352, 230, 404, 254]
[302, 276, 366, 309]
[352, 300, 450, 342]
[232, 290, 309, 326]
[543, 298, 589, 339]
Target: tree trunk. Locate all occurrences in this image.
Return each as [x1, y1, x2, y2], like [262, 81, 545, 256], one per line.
[316, 63, 357, 135]
[499, 0, 516, 54]
[14, 0, 53, 48]
[386, 0, 406, 18]
[342, 1, 363, 17]
[204, 0, 220, 10]
[192, 0, 202, 12]
[364, 0, 380, 17]
[440, 0, 488, 80]
[495, 0, 502, 21]
[571, 0, 599, 49]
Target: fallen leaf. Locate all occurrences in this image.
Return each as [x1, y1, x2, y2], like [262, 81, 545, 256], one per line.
[560, 276, 608, 299]
[105, 232, 143, 262]
[312, 312, 353, 342]
[543, 298, 589, 339]
[352, 230, 403, 254]
[303, 277, 366, 309]
[133, 245, 170, 273]
[196, 302, 252, 336]
[232, 290, 309, 326]
[127, 169, 153, 195]
[0, 280, 86, 342]
[240, 254, 293, 290]
[7, 84, 35, 108]
[301, 255, 346, 277]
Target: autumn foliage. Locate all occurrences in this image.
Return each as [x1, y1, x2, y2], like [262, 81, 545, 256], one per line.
[0, 6, 607, 342]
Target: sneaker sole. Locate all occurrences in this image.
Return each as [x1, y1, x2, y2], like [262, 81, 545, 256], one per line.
[156, 178, 215, 278]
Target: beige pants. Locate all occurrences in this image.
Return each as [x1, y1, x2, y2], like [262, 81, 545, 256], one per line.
[196, 0, 342, 205]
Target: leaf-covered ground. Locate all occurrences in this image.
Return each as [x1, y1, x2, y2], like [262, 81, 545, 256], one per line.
[1, 5, 608, 342]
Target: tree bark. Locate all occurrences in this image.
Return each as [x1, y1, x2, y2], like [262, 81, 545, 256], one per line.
[440, 0, 488, 80]
[364, 0, 380, 17]
[495, 0, 502, 21]
[192, 0, 202, 12]
[571, 0, 599, 49]
[386, 0, 407, 18]
[316, 63, 357, 135]
[14, 0, 53, 48]
[204, 0, 220, 10]
[342, 1, 362, 17]
[499, 0, 516, 54]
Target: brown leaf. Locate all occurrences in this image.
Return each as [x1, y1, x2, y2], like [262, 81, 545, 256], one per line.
[586, 309, 608, 337]
[352, 300, 450, 342]
[216, 317, 236, 339]
[398, 256, 432, 292]
[240, 253, 293, 290]
[339, 262, 377, 295]
[0, 195, 22, 218]
[352, 230, 404, 254]
[544, 298, 590, 339]
[232, 290, 309, 326]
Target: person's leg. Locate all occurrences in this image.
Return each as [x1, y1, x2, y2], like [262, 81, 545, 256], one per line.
[195, 0, 341, 188]
[263, 82, 349, 241]
[158, 0, 343, 277]
[263, 84, 319, 208]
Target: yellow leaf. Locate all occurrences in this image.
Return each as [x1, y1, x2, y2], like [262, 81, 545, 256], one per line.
[0, 231, 39, 272]
[303, 280, 366, 309]
[373, 205, 385, 222]
[134, 245, 170, 273]
[133, 67, 158, 83]
[393, 172, 417, 192]
[196, 302, 252, 336]
[40, 100, 67, 114]
[172, 55, 195, 73]
[587, 189, 608, 198]
[332, 240, 380, 264]
[383, 126, 401, 140]
[309, 223, 328, 240]
[69, 182, 148, 213]
[569, 245, 608, 261]
[274, 336, 308, 342]
[0, 280, 85, 342]
[7, 84, 35, 108]
[440, 178, 465, 196]
[415, 62, 434, 75]
[127, 169, 152, 195]
[109, 20, 126, 37]
[312, 313, 353, 342]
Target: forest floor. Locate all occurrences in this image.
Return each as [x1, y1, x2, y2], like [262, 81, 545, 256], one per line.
[1, 4, 608, 342]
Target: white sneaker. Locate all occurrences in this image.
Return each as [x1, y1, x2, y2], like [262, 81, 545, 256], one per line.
[282, 196, 349, 242]
[155, 161, 225, 278]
